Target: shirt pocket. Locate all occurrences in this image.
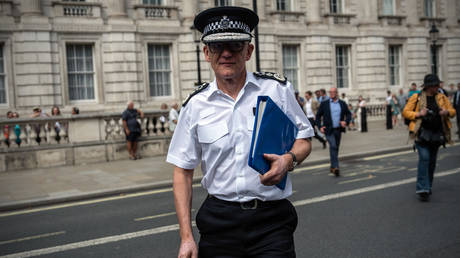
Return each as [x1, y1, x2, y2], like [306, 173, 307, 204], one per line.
[197, 121, 229, 144]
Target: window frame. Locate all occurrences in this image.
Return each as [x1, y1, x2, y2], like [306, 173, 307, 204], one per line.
[388, 45, 401, 86]
[382, 0, 396, 16]
[60, 35, 102, 105]
[66, 43, 97, 102]
[330, 0, 344, 14]
[281, 44, 300, 91]
[146, 43, 173, 98]
[0, 43, 6, 105]
[424, 0, 436, 17]
[335, 45, 351, 89]
[215, 0, 231, 7]
[276, 0, 293, 12]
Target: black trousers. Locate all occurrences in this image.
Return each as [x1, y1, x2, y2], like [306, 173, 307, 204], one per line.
[386, 105, 393, 129]
[308, 118, 326, 144]
[196, 196, 298, 258]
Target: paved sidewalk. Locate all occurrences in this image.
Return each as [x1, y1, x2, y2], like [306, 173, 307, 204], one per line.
[0, 120, 457, 211]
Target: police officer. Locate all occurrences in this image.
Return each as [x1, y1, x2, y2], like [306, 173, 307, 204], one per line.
[167, 6, 314, 258]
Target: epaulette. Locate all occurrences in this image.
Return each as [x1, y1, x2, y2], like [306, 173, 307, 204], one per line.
[182, 83, 209, 107]
[253, 71, 287, 85]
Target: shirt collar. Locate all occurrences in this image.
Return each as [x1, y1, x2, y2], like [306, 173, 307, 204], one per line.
[330, 98, 339, 103]
[205, 71, 260, 100]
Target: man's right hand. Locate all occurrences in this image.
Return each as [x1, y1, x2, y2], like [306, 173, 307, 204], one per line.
[178, 239, 198, 258]
[417, 108, 428, 118]
[125, 129, 130, 135]
[320, 126, 325, 134]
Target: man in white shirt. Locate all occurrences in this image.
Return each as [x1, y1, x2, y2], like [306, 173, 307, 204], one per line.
[168, 102, 179, 132]
[304, 91, 327, 148]
[167, 6, 314, 258]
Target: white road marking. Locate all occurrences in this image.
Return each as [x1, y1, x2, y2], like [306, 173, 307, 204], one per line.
[0, 222, 196, 258]
[292, 163, 329, 174]
[0, 184, 201, 218]
[292, 168, 460, 207]
[134, 209, 195, 222]
[3, 168, 459, 258]
[338, 175, 375, 184]
[361, 151, 412, 161]
[0, 231, 65, 246]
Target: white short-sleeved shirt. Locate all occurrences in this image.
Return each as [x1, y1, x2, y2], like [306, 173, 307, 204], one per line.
[166, 72, 314, 202]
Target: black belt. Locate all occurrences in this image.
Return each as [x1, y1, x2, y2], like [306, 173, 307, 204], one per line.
[207, 195, 284, 210]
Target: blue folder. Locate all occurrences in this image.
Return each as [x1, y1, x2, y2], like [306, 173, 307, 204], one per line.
[248, 96, 299, 190]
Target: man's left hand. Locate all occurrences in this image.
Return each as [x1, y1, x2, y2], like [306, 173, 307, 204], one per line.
[340, 121, 347, 128]
[260, 153, 291, 186]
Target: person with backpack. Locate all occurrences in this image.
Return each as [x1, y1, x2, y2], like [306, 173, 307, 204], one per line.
[402, 74, 456, 202]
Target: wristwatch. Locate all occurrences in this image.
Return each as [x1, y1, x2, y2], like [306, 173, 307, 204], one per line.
[287, 151, 297, 171]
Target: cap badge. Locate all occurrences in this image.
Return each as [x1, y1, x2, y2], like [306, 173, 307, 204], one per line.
[219, 16, 230, 29]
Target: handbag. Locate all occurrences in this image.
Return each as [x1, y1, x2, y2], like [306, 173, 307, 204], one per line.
[417, 127, 445, 145]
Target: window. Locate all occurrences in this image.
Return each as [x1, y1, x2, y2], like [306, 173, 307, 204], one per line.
[143, 0, 163, 5]
[148, 44, 171, 97]
[382, 0, 395, 15]
[430, 45, 441, 75]
[335, 45, 350, 88]
[0, 44, 5, 104]
[330, 0, 343, 14]
[389, 45, 401, 86]
[424, 0, 436, 17]
[277, 0, 291, 11]
[215, 0, 230, 6]
[282, 45, 299, 90]
[66, 44, 95, 101]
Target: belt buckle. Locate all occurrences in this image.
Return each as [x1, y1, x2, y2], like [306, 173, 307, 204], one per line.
[240, 199, 258, 210]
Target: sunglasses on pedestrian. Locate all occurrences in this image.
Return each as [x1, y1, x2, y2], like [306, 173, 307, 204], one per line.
[206, 41, 248, 54]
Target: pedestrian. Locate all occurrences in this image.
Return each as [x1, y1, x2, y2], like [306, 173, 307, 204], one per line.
[402, 74, 456, 202]
[30, 107, 49, 144]
[168, 102, 179, 132]
[348, 103, 357, 130]
[341, 92, 349, 105]
[385, 90, 393, 129]
[122, 101, 144, 160]
[3, 111, 13, 147]
[391, 94, 400, 127]
[71, 107, 79, 115]
[51, 106, 62, 142]
[397, 88, 408, 111]
[295, 90, 305, 110]
[12, 112, 21, 146]
[314, 90, 321, 102]
[319, 88, 329, 103]
[304, 90, 327, 148]
[452, 82, 460, 139]
[316, 87, 352, 176]
[159, 103, 168, 133]
[447, 83, 455, 102]
[408, 82, 420, 98]
[167, 6, 314, 258]
[357, 95, 367, 132]
[438, 81, 448, 97]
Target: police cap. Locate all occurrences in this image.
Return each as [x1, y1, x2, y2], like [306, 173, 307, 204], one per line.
[193, 6, 259, 43]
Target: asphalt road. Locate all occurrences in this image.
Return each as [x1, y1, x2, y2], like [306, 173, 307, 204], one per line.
[1, 145, 460, 258]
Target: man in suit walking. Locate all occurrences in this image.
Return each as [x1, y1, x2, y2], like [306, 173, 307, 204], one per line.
[453, 82, 460, 139]
[316, 87, 352, 176]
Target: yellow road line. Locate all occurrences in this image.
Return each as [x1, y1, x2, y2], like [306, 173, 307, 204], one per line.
[0, 231, 65, 246]
[338, 175, 375, 184]
[0, 184, 201, 218]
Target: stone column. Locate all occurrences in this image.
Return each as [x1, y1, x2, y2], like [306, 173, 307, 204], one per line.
[183, 0, 198, 22]
[360, 0, 378, 25]
[20, 0, 41, 16]
[307, 0, 321, 24]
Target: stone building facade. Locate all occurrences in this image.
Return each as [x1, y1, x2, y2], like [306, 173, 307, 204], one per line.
[0, 0, 459, 115]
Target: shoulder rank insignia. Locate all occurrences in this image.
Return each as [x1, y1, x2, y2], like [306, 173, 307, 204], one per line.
[182, 83, 209, 107]
[253, 71, 287, 85]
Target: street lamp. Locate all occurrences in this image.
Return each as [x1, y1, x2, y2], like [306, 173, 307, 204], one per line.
[429, 22, 439, 75]
[190, 25, 202, 86]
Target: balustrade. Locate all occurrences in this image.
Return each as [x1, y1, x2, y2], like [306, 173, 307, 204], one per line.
[0, 110, 171, 150]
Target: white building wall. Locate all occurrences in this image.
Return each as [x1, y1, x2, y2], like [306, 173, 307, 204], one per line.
[0, 0, 460, 115]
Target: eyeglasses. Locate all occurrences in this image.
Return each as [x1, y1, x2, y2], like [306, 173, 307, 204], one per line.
[207, 41, 247, 54]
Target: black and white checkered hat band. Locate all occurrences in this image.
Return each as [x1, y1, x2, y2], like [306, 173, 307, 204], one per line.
[203, 20, 251, 36]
